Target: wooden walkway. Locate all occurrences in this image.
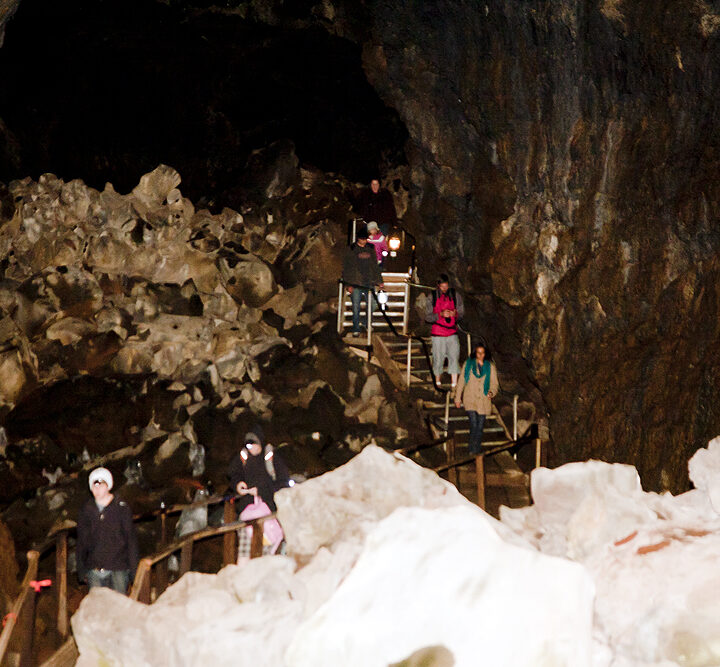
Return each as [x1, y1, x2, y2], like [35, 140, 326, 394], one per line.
[337, 268, 539, 517]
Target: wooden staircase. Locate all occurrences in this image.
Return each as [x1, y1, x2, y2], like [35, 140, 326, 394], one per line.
[338, 273, 534, 514]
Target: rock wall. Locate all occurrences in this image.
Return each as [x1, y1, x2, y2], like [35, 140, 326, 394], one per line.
[358, 0, 720, 490]
[0, 160, 422, 552]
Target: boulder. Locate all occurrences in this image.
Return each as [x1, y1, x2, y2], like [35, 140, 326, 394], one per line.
[501, 451, 720, 665]
[71, 447, 594, 667]
[688, 436, 720, 515]
[131, 164, 182, 210]
[46, 317, 97, 346]
[262, 285, 306, 329]
[286, 505, 593, 667]
[0, 349, 28, 405]
[223, 257, 277, 308]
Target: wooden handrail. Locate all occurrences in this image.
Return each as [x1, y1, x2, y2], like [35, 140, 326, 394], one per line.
[433, 434, 537, 473]
[0, 550, 40, 666]
[128, 509, 277, 603]
[397, 436, 451, 456]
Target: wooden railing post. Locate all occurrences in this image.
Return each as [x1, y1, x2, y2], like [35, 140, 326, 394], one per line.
[447, 437, 458, 487]
[130, 558, 152, 604]
[366, 291, 372, 353]
[155, 508, 169, 595]
[18, 585, 37, 667]
[223, 500, 237, 566]
[406, 338, 412, 388]
[475, 454, 486, 510]
[179, 540, 193, 576]
[18, 550, 39, 667]
[56, 531, 68, 638]
[443, 391, 450, 442]
[250, 519, 264, 559]
[535, 437, 542, 469]
[402, 279, 410, 335]
[337, 281, 345, 335]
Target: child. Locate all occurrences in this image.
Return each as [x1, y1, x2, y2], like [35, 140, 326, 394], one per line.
[366, 221, 389, 265]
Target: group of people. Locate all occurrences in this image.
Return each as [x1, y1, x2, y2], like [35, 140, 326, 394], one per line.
[77, 426, 290, 595]
[425, 273, 498, 455]
[341, 178, 397, 337]
[78, 180, 497, 596]
[343, 180, 499, 455]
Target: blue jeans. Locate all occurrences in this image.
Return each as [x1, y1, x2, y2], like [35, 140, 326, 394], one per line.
[87, 568, 131, 594]
[467, 411, 486, 454]
[350, 287, 373, 333]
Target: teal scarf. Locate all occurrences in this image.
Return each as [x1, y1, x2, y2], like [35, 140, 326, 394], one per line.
[464, 358, 491, 395]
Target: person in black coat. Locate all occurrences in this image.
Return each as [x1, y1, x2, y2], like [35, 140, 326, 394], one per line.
[355, 178, 397, 236]
[76, 467, 139, 594]
[227, 426, 290, 513]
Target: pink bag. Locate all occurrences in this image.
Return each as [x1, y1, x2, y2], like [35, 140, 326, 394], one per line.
[239, 497, 284, 554]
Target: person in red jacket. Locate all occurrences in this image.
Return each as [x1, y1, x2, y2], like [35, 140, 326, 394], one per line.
[424, 274, 465, 387]
[76, 467, 138, 594]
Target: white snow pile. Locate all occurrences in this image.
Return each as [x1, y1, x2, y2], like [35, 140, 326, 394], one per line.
[71, 438, 720, 667]
[501, 436, 720, 667]
[72, 445, 592, 666]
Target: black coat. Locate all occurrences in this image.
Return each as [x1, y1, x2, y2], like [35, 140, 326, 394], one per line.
[342, 242, 383, 289]
[228, 446, 290, 513]
[76, 496, 139, 581]
[355, 188, 397, 228]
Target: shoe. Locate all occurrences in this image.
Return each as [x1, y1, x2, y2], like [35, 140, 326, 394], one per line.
[352, 331, 360, 338]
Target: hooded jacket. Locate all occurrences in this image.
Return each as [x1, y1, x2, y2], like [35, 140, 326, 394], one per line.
[228, 431, 290, 513]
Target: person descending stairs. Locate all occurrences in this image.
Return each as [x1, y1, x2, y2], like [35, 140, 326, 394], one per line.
[336, 267, 533, 513]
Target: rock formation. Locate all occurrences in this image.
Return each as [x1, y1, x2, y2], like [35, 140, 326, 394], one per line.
[73, 439, 720, 665]
[0, 0, 716, 500]
[0, 161, 422, 554]
[71, 447, 594, 667]
[354, 0, 720, 491]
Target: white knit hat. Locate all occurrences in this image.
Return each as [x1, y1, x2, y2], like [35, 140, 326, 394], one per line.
[88, 467, 113, 491]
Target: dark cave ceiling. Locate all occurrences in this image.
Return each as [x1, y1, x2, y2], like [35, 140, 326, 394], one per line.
[0, 0, 408, 201]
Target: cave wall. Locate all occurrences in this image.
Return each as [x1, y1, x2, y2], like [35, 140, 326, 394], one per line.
[2, 0, 720, 491]
[359, 0, 720, 490]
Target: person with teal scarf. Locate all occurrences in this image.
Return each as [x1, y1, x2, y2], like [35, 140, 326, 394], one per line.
[454, 344, 499, 454]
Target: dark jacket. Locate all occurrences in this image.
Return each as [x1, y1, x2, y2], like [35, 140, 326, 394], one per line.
[228, 445, 290, 513]
[76, 496, 139, 581]
[342, 242, 383, 289]
[355, 188, 397, 228]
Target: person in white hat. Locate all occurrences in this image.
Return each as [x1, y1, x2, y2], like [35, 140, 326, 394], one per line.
[76, 467, 138, 594]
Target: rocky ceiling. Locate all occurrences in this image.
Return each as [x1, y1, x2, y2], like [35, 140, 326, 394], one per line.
[1, 0, 720, 493]
[0, 0, 407, 201]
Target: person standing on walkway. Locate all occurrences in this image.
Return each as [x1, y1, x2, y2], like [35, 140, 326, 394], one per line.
[424, 273, 464, 386]
[76, 467, 139, 594]
[342, 226, 384, 337]
[227, 425, 290, 514]
[454, 344, 499, 454]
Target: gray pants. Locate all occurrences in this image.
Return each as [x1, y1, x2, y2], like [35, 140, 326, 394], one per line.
[431, 335, 460, 379]
[87, 568, 131, 594]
